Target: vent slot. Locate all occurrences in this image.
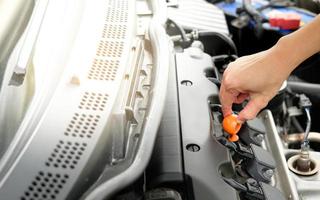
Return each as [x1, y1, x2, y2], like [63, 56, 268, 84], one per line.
[45, 141, 87, 169]
[64, 113, 100, 138]
[79, 92, 109, 111]
[106, 0, 128, 23]
[102, 24, 126, 39]
[21, 172, 69, 200]
[105, 12, 128, 23]
[107, 0, 128, 8]
[96, 40, 124, 57]
[88, 59, 119, 81]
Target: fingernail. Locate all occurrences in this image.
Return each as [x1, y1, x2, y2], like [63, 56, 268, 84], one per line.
[236, 117, 245, 124]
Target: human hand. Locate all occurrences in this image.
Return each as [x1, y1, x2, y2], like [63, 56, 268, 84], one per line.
[219, 45, 293, 122]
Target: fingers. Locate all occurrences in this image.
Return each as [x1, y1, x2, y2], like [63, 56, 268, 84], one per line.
[238, 96, 269, 121]
[234, 93, 249, 104]
[219, 83, 238, 117]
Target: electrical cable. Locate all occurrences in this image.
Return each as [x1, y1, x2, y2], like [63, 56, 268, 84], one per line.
[302, 108, 311, 149]
[166, 18, 189, 46]
[198, 31, 238, 55]
[291, 116, 304, 133]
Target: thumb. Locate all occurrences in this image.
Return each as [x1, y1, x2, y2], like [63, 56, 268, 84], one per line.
[238, 96, 269, 121]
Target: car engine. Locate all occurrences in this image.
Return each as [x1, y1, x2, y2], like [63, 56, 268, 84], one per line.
[0, 0, 320, 200]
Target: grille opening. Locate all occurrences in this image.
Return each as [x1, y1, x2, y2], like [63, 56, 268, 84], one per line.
[21, 172, 69, 200]
[105, 0, 128, 23]
[96, 40, 124, 57]
[79, 92, 109, 111]
[105, 11, 128, 23]
[65, 113, 100, 138]
[102, 24, 126, 39]
[88, 59, 119, 81]
[107, 0, 128, 8]
[45, 140, 87, 169]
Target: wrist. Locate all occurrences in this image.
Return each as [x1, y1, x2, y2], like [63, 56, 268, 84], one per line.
[272, 36, 300, 76]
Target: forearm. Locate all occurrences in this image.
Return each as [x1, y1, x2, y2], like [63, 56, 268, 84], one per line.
[219, 15, 320, 120]
[275, 14, 320, 72]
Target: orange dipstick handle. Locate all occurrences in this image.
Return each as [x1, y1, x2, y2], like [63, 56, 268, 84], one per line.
[222, 114, 242, 142]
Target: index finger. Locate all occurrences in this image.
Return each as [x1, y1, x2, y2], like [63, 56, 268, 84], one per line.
[219, 83, 238, 117]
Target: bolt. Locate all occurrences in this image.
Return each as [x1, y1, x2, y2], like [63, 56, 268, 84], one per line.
[186, 144, 200, 152]
[191, 41, 204, 51]
[247, 178, 258, 187]
[255, 133, 264, 143]
[263, 169, 274, 179]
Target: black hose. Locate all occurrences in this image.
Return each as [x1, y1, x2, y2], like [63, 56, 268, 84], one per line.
[302, 108, 311, 148]
[212, 65, 221, 81]
[287, 81, 320, 96]
[167, 18, 189, 47]
[198, 31, 238, 55]
[208, 77, 221, 87]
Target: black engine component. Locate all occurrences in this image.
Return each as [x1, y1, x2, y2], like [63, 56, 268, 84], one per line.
[145, 40, 284, 199]
[222, 177, 286, 200]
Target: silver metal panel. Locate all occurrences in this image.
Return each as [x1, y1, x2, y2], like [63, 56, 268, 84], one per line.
[0, 0, 138, 199]
[168, 0, 229, 35]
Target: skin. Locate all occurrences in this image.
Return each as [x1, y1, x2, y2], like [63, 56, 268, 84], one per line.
[219, 14, 320, 122]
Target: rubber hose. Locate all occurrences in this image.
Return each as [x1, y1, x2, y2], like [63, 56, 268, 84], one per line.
[288, 81, 320, 97]
[167, 18, 189, 46]
[198, 31, 238, 55]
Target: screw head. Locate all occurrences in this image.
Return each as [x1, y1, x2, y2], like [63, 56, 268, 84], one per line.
[247, 178, 258, 187]
[186, 144, 200, 152]
[263, 169, 274, 179]
[255, 133, 264, 143]
[181, 80, 193, 86]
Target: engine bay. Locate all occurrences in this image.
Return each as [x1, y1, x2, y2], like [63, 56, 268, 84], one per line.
[0, 0, 320, 199]
[118, 0, 320, 199]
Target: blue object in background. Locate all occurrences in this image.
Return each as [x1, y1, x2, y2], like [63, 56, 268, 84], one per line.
[216, 0, 315, 34]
